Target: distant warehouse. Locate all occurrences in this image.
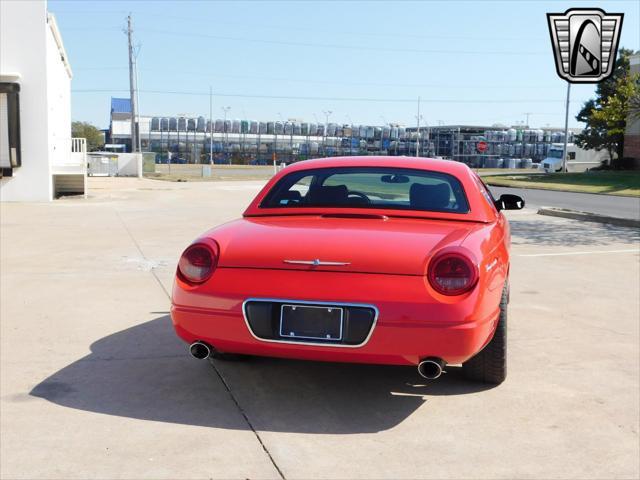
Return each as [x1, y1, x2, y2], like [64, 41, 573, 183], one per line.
[107, 97, 579, 167]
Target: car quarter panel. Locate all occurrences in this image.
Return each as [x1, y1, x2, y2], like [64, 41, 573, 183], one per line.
[461, 217, 509, 296]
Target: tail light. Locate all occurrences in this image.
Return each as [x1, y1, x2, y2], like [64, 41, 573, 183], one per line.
[178, 242, 218, 284]
[427, 252, 478, 296]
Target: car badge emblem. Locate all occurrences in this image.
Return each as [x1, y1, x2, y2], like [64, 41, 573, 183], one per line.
[547, 8, 623, 83]
[283, 259, 351, 266]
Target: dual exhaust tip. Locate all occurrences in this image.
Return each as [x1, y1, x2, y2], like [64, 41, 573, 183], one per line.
[417, 358, 445, 380]
[189, 341, 211, 360]
[191, 341, 444, 380]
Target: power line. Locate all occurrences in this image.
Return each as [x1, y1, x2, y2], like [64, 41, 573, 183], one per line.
[139, 69, 561, 89]
[136, 27, 547, 56]
[133, 12, 530, 42]
[60, 26, 122, 31]
[74, 66, 129, 71]
[71, 66, 562, 90]
[71, 88, 567, 103]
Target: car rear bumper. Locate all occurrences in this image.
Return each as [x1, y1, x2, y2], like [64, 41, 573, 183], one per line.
[171, 267, 501, 366]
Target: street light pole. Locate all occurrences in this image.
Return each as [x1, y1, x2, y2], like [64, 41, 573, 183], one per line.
[379, 115, 386, 155]
[221, 106, 230, 164]
[209, 86, 213, 165]
[322, 110, 332, 157]
[416, 96, 421, 158]
[346, 115, 353, 156]
[275, 112, 284, 164]
[562, 83, 571, 173]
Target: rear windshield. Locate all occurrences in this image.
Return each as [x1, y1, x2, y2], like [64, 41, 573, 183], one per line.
[261, 167, 469, 214]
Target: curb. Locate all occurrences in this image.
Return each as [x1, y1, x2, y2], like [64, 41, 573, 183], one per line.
[537, 207, 640, 228]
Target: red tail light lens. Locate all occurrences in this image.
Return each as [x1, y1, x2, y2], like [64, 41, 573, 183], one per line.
[428, 252, 478, 296]
[178, 243, 218, 284]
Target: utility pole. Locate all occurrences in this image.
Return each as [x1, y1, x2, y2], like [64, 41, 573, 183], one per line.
[276, 112, 284, 163]
[134, 55, 142, 156]
[126, 14, 140, 155]
[379, 116, 386, 155]
[209, 86, 213, 165]
[322, 110, 332, 157]
[524, 112, 532, 127]
[221, 106, 230, 164]
[346, 115, 353, 156]
[562, 83, 571, 173]
[416, 96, 421, 158]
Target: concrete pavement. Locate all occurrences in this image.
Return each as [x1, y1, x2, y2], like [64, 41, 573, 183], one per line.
[1, 177, 638, 479]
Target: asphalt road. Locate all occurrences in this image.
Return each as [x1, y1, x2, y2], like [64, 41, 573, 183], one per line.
[489, 186, 640, 220]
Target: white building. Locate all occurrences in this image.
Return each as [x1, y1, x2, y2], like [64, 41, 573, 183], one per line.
[0, 0, 84, 201]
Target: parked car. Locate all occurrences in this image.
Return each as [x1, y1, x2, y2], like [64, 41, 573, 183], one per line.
[171, 156, 524, 383]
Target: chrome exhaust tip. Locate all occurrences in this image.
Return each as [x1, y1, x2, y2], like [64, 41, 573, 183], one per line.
[189, 341, 211, 360]
[417, 358, 445, 380]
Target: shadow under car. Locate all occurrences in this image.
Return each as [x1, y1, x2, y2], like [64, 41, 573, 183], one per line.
[31, 315, 496, 434]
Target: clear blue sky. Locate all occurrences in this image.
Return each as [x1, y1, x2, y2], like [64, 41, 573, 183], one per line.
[49, 0, 639, 130]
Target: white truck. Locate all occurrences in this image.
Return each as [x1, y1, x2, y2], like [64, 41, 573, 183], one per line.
[541, 144, 610, 173]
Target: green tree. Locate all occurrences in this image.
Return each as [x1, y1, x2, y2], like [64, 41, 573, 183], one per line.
[71, 121, 104, 151]
[574, 48, 640, 167]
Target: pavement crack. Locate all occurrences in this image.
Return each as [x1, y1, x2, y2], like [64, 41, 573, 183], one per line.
[210, 360, 286, 480]
[114, 207, 284, 478]
[113, 208, 171, 299]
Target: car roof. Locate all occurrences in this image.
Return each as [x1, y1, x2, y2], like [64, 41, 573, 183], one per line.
[283, 156, 473, 177]
[244, 156, 497, 223]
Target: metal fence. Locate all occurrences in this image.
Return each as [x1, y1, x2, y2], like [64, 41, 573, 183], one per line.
[88, 154, 118, 176]
[131, 121, 571, 167]
[141, 140, 428, 166]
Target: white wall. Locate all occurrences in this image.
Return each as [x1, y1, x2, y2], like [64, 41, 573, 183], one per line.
[0, 0, 72, 202]
[47, 15, 72, 172]
[112, 119, 132, 136]
[117, 153, 141, 176]
[0, 0, 51, 201]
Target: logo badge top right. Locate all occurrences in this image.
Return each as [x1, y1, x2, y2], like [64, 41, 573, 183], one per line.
[547, 8, 624, 83]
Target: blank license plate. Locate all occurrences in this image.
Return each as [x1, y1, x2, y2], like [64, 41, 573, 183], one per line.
[279, 304, 343, 341]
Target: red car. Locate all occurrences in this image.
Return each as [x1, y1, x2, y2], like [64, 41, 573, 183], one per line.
[171, 156, 524, 383]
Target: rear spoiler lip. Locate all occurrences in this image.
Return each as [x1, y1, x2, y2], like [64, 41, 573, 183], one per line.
[242, 212, 490, 224]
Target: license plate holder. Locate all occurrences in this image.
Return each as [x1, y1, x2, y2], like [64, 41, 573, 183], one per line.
[279, 304, 343, 341]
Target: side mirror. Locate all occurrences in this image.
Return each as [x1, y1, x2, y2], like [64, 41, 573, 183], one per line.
[495, 194, 525, 211]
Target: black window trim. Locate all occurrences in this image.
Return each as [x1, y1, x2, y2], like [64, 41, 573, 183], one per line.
[260, 166, 471, 214]
[0, 82, 21, 177]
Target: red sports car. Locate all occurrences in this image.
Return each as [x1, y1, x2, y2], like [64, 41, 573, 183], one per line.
[171, 156, 524, 383]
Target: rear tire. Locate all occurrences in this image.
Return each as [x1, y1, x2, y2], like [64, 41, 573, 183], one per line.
[462, 283, 508, 384]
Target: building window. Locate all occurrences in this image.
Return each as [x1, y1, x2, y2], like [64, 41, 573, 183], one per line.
[0, 82, 21, 177]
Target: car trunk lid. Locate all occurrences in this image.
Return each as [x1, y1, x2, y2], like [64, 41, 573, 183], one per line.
[211, 215, 480, 276]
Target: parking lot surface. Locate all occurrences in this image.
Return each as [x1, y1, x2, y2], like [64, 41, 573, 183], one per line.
[1, 177, 639, 479]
